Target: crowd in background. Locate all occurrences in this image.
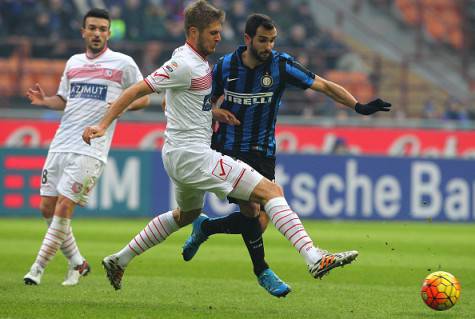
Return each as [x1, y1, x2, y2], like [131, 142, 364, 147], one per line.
[0, 0, 472, 122]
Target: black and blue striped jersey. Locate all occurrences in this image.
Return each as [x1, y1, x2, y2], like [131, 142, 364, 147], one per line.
[211, 45, 315, 158]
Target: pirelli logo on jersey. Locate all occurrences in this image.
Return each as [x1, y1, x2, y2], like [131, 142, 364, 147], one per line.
[70, 82, 108, 101]
[223, 90, 273, 106]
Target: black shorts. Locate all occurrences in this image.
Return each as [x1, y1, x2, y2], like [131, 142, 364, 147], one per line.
[220, 151, 275, 204]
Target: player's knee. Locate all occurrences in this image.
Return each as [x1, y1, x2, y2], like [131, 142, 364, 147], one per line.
[240, 202, 260, 218]
[267, 182, 283, 197]
[174, 208, 201, 227]
[39, 201, 55, 218]
[54, 196, 76, 218]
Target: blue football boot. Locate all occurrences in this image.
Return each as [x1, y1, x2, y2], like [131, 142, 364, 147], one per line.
[257, 268, 291, 298]
[182, 214, 209, 261]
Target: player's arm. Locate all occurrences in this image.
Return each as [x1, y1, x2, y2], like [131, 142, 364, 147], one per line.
[82, 80, 152, 144]
[210, 95, 240, 125]
[124, 95, 151, 111]
[26, 83, 66, 110]
[310, 76, 391, 115]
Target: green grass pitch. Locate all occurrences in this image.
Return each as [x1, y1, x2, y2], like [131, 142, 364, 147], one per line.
[0, 218, 473, 318]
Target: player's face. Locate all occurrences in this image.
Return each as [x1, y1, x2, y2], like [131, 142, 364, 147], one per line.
[81, 17, 110, 54]
[249, 26, 277, 62]
[197, 20, 222, 56]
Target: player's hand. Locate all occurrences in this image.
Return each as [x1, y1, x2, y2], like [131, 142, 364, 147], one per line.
[355, 98, 391, 115]
[26, 83, 46, 105]
[212, 108, 240, 125]
[82, 125, 106, 145]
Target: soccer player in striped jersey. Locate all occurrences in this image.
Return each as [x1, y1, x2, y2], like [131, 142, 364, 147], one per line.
[83, 2, 378, 294]
[182, 13, 391, 297]
[23, 8, 150, 287]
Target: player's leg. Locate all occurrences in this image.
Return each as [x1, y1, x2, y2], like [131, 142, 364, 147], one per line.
[102, 184, 203, 290]
[249, 178, 358, 279]
[24, 195, 77, 285]
[182, 201, 262, 259]
[39, 196, 88, 286]
[24, 154, 99, 285]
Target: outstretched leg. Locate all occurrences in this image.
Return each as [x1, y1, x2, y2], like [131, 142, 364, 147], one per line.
[103, 208, 199, 290]
[250, 179, 358, 279]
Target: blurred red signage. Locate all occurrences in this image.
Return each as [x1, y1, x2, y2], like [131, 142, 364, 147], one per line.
[1, 119, 474, 157]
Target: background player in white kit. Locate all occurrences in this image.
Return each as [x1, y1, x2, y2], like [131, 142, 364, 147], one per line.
[23, 8, 150, 286]
[83, 0, 357, 291]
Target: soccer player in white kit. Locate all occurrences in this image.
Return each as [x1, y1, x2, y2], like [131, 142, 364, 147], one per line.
[83, 0, 358, 291]
[23, 8, 150, 286]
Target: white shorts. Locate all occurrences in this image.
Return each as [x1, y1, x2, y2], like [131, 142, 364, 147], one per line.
[162, 142, 263, 211]
[40, 152, 104, 206]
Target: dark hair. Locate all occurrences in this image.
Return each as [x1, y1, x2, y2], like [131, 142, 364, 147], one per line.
[245, 14, 276, 38]
[82, 8, 111, 28]
[184, 0, 225, 35]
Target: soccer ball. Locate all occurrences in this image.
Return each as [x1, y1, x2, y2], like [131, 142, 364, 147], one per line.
[420, 271, 461, 311]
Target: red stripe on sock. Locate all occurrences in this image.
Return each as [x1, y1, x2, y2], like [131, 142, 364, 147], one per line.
[270, 208, 291, 222]
[43, 242, 57, 251]
[46, 231, 64, 241]
[128, 244, 140, 255]
[62, 240, 75, 250]
[287, 226, 304, 241]
[139, 232, 151, 249]
[275, 212, 295, 226]
[293, 235, 309, 247]
[40, 248, 55, 257]
[147, 224, 160, 243]
[50, 227, 68, 236]
[62, 236, 73, 245]
[298, 241, 313, 253]
[277, 217, 300, 232]
[283, 223, 300, 237]
[151, 219, 165, 240]
[65, 247, 78, 258]
[37, 255, 49, 265]
[133, 238, 145, 252]
[157, 217, 170, 236]
[143, 227, 155, 245]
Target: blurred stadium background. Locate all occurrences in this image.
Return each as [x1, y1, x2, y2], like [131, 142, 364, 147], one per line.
[0, 1, 474, 318]
[2, 0, 475, 220]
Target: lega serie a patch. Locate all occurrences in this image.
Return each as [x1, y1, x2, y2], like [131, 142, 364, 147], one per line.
[165, 61, 178, 73]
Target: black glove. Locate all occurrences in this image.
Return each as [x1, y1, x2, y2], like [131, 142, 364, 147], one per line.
[355, 98, 391, 115]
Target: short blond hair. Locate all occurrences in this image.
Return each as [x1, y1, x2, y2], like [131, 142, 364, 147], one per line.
[184, 0, 225, 35]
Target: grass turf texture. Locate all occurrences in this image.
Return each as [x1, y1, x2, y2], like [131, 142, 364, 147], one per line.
[0, 218, 473, 319]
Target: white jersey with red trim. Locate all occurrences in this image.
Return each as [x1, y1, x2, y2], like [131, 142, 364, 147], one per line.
[145, 43, 212, 147]
[50, 48, 142, 163]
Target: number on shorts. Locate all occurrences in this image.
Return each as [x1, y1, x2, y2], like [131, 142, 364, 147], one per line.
[41, 169, 48, 184]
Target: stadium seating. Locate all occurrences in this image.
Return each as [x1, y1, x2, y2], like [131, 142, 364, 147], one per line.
[395, 0, 463, 49]
[324, 70, 374, 102]
[0, 58, 19, 96]
[20, 59, 64, 96]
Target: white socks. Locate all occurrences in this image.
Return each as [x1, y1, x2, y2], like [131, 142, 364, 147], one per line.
[116, 211, 179, 267]
[264, 197, 322, 265]
[35, 216, 70, 268]
[46, 217, 84, 267]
